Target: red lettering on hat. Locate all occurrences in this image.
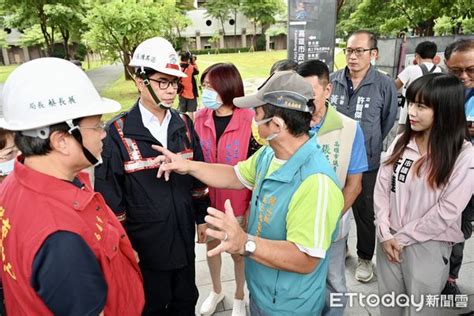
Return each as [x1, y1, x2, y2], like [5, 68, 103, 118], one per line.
[165, 63, 179, 70]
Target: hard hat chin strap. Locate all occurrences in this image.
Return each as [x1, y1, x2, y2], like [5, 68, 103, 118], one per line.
[66, 120, 102, 167]
[139, 66, 171, 110]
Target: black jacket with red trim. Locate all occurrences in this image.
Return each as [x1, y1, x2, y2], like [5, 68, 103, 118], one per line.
[94, 101, 210, 270]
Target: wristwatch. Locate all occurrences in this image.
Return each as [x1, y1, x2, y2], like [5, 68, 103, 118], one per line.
[243, 234, 256, 257]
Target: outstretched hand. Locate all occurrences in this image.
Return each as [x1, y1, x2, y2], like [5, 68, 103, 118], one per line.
[205, 199, 247, 257]
[152, 145, 190, 181]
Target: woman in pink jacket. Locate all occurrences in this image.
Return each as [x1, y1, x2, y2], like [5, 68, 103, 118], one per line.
[194, 63, 259, 316]
[374, 73, 473, 316]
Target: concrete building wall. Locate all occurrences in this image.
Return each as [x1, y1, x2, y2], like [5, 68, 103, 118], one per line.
[182, 8, 287, 51]
[377, 35, 474, 78]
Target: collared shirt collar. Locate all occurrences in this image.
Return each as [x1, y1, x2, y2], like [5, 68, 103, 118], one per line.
[138, 101, 172, 147]
[138, 101, 172, 127]
[342, 65, 377, 94]
[317, 101, 343, 135]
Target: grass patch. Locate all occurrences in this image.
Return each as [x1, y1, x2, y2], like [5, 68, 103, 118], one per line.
[334, 48, 347, 71]
[100, 50, 288, 120]
[195, 50, 287, 79]
[101, 75, 139, 121]
[0, 65, 18, 83]
[84, 59, 109, 72]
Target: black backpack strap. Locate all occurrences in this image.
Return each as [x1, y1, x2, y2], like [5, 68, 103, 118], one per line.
[419, 64, 429, 75]
[419, 63, 437, 75]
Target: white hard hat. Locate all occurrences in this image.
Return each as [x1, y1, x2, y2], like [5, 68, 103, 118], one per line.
[0, 57, 121, 131]
[129, 37, 186, 78]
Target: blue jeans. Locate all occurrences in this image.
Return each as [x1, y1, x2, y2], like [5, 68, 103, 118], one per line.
[322, 235, 348, 316]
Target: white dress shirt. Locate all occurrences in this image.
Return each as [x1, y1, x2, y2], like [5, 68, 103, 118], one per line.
[139, 101, 172, 148]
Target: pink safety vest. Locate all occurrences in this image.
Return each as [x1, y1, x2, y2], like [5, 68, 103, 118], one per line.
[195, 108, 254, 216]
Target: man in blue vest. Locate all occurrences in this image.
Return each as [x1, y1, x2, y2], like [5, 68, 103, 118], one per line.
[153, 71, 344, 315]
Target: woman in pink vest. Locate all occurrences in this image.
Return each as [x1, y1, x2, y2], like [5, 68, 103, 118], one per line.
[374, 73, 473, 316]
[195, 63, 259, 316]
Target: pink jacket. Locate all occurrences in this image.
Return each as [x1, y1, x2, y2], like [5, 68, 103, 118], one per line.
[374, 136, 474, 246]
[194, 108, 254, 216]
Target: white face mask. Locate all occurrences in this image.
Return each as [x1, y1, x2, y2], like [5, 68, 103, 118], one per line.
[0, 158, 15, 176]
[253, 117, 281, 141]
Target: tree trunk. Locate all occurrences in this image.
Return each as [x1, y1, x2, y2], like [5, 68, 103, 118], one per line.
[250, 21, 257, 51]
[61, 28, 70, 60]
[123, 51, 133, 81]
[37, 5, 54, 56]
[220, 18, 226, 48]
[233, 10, 237, 48]
[336, 0, 345, 16]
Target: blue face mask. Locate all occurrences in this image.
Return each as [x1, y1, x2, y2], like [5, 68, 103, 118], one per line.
[201, 89, 222, 110]
[0, 158, 15, 176]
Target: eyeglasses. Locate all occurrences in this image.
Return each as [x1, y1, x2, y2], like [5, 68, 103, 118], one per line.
[343, 48, 375, 57]
[148, 78, 180, 90]
[79, 121, 107, 131]
[447, 66, 474, 77]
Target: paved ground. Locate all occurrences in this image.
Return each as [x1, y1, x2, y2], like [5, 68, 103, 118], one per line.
[86, 63, 123, 92]
[0, 63, 122, 116]
[194, 218, 474, 315]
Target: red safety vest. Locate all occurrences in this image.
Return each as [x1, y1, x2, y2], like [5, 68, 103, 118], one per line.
[180, 63, 196, 99]
[0, 159, 144, 315]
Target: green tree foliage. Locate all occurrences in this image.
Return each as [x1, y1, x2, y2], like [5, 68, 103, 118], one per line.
[0, 30, 7, 48]
[83, 0, 189, 79]
[208, 32, 222, 53]
[204, 0, 231, 39]
[1, 0, 86, 57]
[240, 0, 284, 50]
[337, 0, 473, 37]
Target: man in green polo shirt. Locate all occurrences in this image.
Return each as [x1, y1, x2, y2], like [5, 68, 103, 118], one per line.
[153, 71, 343, 315]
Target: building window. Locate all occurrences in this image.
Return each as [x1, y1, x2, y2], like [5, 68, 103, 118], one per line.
[229, 19, 235, 26]
[206, 20, 212, 26]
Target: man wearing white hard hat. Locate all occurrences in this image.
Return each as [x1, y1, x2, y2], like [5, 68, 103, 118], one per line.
[0, 57, 145, 315]
[94, 37, 210, 315]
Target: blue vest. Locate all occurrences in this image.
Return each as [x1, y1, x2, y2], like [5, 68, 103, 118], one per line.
[246, 133, 340, 315]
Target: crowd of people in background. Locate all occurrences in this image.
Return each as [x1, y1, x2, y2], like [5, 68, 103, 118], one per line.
[0, 31, 472, 316]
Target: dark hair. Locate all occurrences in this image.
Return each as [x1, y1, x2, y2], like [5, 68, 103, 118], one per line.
[349, 30, 378, 50]
[385, 73, 467, 188]
[0, 128, 14, 150]
[444, 39, 474, 60]
[415, 41, 437, 59]
[134, 67, 157, 77]
[261, 104, 312, 137]
[296, 59, 330, 85]
[200, 63, 244, 106]
[14, 120, 80, 157]
[270, 59, 298, 75]
[180, 52, 191, 62]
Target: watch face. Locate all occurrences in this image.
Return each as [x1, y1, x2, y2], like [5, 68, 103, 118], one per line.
[246, 240, 256, 253]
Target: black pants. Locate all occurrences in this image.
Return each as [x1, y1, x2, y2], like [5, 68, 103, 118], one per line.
[449, 195, 474, 279]
[139, 261, 198, 316]
[0, 284, 4, 316]
[449, 242, 464, 279]
[352, 169, 378, 261]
